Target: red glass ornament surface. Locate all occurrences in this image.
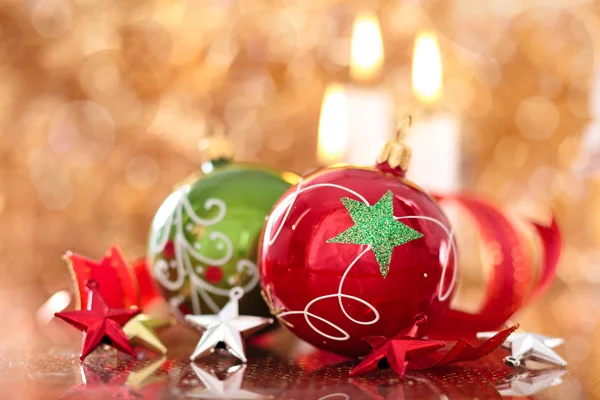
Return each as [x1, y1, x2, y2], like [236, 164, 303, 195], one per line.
[259, 164, 457, 357]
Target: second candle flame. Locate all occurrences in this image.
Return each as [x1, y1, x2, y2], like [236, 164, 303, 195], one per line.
[350, 11, 384, 82]
[412, 30, 443, 105]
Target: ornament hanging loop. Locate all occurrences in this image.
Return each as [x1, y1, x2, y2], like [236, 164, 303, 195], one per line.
[197, 119, 234, 163]
[504, 355, 522, 367]
[229, 286, 245, 301]
[85, 279, 99, 291]
[376, 114, 413, 173]
[395, 114, 413, 142]
[413, 312, 427, 326]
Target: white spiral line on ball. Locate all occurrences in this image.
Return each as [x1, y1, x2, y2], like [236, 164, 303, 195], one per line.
[150, 186, 260, 314]
[265, 178, 457, 341]
[395, 216, 457, 301]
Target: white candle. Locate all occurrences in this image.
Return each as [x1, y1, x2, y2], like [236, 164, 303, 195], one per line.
[344, 10, 394, 166]
[345, 86, 394, 165]
[406, 30, 461, 192]
[406, 113, 461, 192]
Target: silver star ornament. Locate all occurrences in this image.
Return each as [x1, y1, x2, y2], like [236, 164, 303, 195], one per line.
[185, 363, 267, 399]
[477, 331, 567, 367]
[496, 368, 566, 397]
[185, 287, 273, 363]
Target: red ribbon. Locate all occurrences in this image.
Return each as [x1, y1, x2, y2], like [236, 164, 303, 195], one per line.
[429, 194, 561, 339]
[68, 244, 161, 311]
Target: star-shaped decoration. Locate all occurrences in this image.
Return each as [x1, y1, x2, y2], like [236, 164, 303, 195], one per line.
[124, 356, 169, 396]
[192, 224, 206, 239]
[123, 314, 173, 355]
[185, 363, 266, 399]
[61, 356, 169, 399]
[496, 367, 566, 397]
[350, 335, 445, 379]
[55, 281, 140, 360]
[476, 331, 567, 367]
[185, 288, 273, 363]
[66, 244, 139, 310]
[327, 191, 424, 277]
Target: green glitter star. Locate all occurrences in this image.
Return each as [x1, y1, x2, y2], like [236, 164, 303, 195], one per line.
[327, 190, 424, 278]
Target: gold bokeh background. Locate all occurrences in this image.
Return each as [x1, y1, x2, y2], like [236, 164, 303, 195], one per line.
[1, 1, 600, 396]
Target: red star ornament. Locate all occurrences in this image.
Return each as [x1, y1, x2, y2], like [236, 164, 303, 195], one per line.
[350, 335, 445, 379]
[55, 281, 140, 360]
[66, 244, 139, 310]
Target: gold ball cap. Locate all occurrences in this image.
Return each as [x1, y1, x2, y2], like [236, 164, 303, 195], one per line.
[376, 115, 413, 172]
[197, 122, 234, 162]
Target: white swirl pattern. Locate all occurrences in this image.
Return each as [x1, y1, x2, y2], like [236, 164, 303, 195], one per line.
[150, 186, 259, 314]
[264, 179, 457, 341]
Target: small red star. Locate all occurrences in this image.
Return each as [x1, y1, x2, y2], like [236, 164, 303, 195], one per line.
[55, 281, 140, 360]
[350, 335, 445, 379]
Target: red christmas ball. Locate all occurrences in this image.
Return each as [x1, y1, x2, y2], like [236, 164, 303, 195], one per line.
[259, 160, 457, 357]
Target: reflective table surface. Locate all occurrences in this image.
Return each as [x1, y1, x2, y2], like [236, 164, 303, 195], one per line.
[2, 286, 598, 400]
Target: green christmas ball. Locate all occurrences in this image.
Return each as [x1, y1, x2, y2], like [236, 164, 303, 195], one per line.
[148, 157, 297, 321]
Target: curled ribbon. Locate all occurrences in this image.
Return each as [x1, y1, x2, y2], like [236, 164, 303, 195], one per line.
[429, 194, 561, 339]
[67, 244, 161, 311]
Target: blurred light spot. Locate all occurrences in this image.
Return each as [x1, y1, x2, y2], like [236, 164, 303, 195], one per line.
[206, 39, 235, 68]
[539, 74, 562, 98]
[579, 314, 597, 333]
[474, 59, 502, 87]
[565, 336, 590, 362]
[126, 155, 160, 190]
[493, 136, 528, 169]
[0, 193, 5, 215]
[583, 257, 600, 283]
[244, 74, 275, 102]
[230, 125, 263, 157]
[386, 2, 421, 35]
[469, 90, 493, 117]
[36, 290, 71, 324]
[267, 131, 293, 152]
[558, 136, 579, 167]
[567, 91, 589, 119]
[561, 176, 586, 202]
[266, 13, 297, 62]
[496, 38, 516, 63]
[529, 166, 557, 200]
[445, 77, 473, 111]
[224, 98, 257, 128]
[79, 58, 121, 98]
[31, 0, 72, 39]
[327, 38, 351, 67]
[139, 20, 173, 63]
[515, 96, 559, 140]
[153, 0, 186, 26]
[48, 100, 115, 166]
[28, 148, 74, 210]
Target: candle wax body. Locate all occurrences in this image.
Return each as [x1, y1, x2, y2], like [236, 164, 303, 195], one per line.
[345, 86, 394, 166]
[405, 112, 461, 192]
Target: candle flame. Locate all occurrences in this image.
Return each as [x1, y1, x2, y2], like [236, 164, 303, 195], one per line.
[350, 11, 384, 82]
[412, 30, 443, 104]
[318, 84, 348, 164]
